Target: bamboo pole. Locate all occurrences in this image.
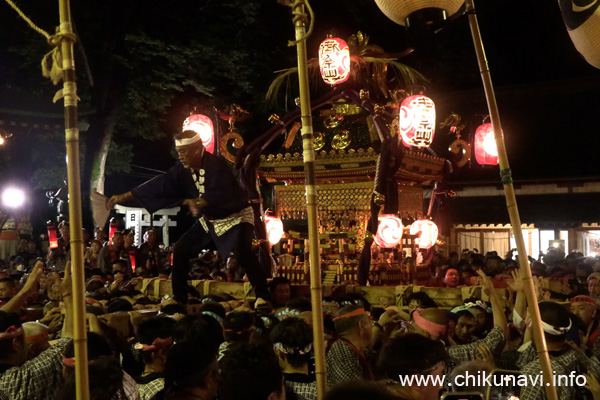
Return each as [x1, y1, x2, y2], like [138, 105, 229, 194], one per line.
[287, 0, 327, 397]
[465, 1, 557, 399]
[57, 0, 89, 398]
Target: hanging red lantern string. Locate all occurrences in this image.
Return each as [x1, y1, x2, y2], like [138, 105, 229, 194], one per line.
[410, 219, 439, 250]
[183, 114, 215, 154]
[474, 123, 499, 165]
[399, 94, 436, 148]
[318, 37, 351, 86]
[374, 214, 403, 248]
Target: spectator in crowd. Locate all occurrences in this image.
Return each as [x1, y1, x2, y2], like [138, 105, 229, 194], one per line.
[22, 321, 50, 360]
[270, 317, 316, 400]
[326, 304, 373, 387]
[0, 277, 17, 302]
[519, 301, 600, 400]
[378, 333, 448, 400]
[220, 344, 284, 400]
[134, 317, 176, 400]
[443, 267, 460, 288]
[219, 310, 255, 360]
[136, 229, 161, 278]
[463, 298, 491, 338]
[0, 262, 72, 400]
[85, 239, 103, 269]
[270, 276, 292, 310]
[98, 231, 127, 274]
[450, 306, 477, 345]
[569, 295, 600, 358]
[588, 272, 600, 301]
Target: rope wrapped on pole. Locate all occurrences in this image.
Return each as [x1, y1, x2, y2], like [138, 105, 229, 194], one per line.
[464, 1, 557, 399]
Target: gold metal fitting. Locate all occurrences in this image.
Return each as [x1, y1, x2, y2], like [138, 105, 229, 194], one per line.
[373, 192, 385, 206]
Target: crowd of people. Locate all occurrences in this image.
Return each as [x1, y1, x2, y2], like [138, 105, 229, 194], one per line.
[3, 228, 600, 400]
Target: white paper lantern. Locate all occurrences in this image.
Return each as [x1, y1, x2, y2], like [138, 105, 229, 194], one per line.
[374, 0, 465, 26]
[558, 0, 600, 69]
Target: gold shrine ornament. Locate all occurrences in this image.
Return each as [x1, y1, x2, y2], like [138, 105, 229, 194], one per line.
[331, 130, 351, 150]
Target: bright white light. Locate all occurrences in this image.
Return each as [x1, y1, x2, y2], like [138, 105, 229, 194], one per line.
[482, 131, 498, 156]
[552, 242, 560, 248]
[2, 188, 25, 209]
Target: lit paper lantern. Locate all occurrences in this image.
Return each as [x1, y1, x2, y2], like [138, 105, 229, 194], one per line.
[318, 37, 351, 85]
[47, 221, 58, 249]
[109, 217, 117, 241]
[374, 0, 465, 27]
[399, 95, 436, 148]
[374, 215, 403, 248]
[474, 123, 499, 165]
[129, 250, 136, 275]
[558, 0, 600, 69]
[265, 215, 284, 246]
[182, 114, 215, 154]
[410, 219, 439, 250]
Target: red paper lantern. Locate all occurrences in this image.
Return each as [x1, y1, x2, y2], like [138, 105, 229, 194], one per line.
[182, 114, 215, 154]
[374, 214, 403, 248]
[318, 37, 351, 86]
[129, 250, 136, 275]
[410, 219, 439, 250]
[47, 221, 58, 249]
[474, 123, 499, 165]
[399, 95, 436, 148]
[109, 217, 117, 241]
[264, 215, 284, 246]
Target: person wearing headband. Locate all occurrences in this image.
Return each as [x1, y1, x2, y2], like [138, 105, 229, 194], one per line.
[270, 317, 316, 400]
[0, 261, 74, 400]
[463, 297, 491, 339]
[22, 321, 50, 361]
[446, 270, 508, 369]
[570, 295, 600, 358]
[107, 129, 270, 305]
[327, 305, 374, 387]
[519, 301, 600, 400]
[449, 306, 477, 345]
[134, 316, 176, 400]
[408, 308, 449, 341]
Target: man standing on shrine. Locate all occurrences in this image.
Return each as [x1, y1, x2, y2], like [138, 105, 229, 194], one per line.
[107, 130, 269, 304]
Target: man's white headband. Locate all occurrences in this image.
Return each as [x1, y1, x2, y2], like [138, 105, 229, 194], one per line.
[542, 319, 572, 335]
[175, 134, 201, 147]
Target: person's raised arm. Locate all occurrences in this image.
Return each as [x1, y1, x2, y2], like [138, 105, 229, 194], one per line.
[107, 191, 134, 210]
[60, 262, 73, 338]
[477, 269, 508, 340]
[509, 268, 527, 329]
[1, 260, 43, 313]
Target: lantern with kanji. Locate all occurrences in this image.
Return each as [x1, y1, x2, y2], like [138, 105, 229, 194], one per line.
[318, 37, 351, 86]
[182, 114, 215, 154]
[474, 123, 499, 165]
[264, 215, 284, 246]
[47, 220, 58, 249]
[410, 219, 439, 250]
[399, 95, 436, 148]
[374, 215, 403, 248]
